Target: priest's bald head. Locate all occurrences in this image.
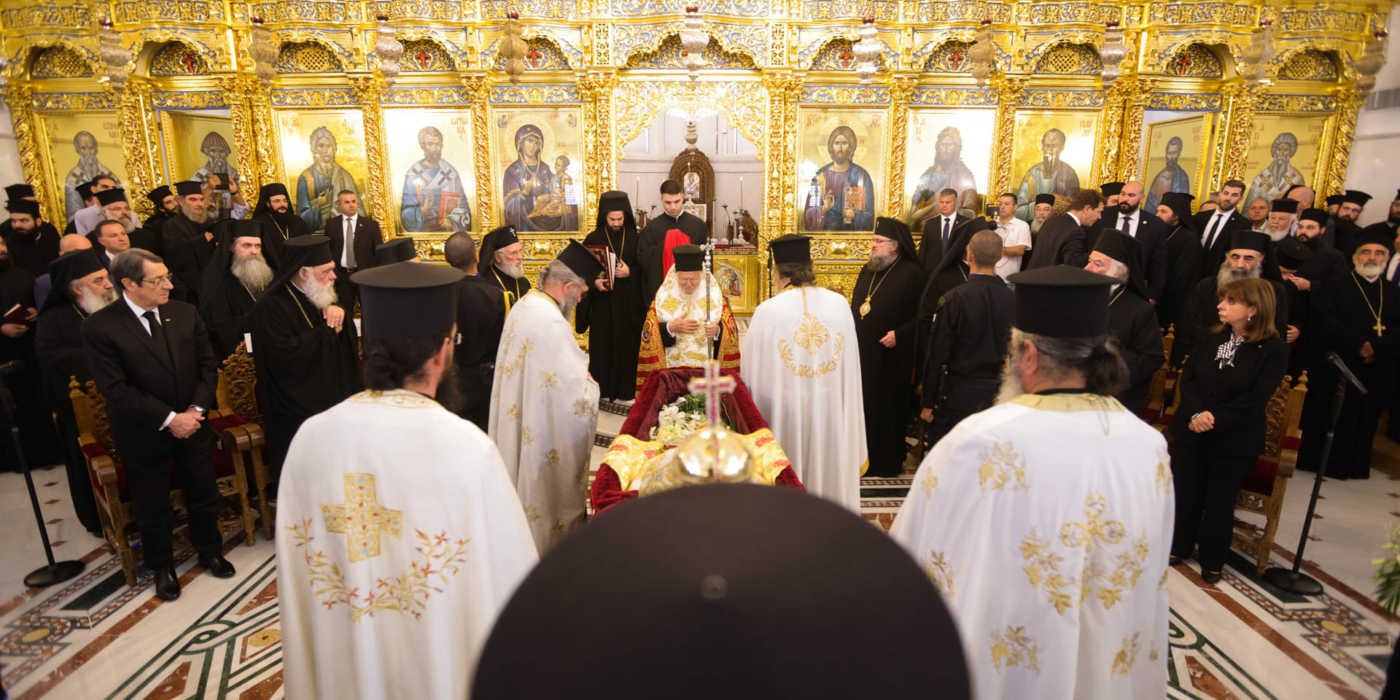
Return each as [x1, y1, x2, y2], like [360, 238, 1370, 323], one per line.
[354, 262, 466, 408]
[1000, 266, 1129, 403]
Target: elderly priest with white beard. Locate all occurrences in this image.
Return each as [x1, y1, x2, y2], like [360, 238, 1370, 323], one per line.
[251, 236, 361, 479]
[742, 234, 866, 511]
[478, 225, 530, 307]
[891, 265, 1172, 700]
[199, 219, 275, 359]
[276, 261, 537, 700]
[636, 243, 741, 388]
[490, 240, 604, 552]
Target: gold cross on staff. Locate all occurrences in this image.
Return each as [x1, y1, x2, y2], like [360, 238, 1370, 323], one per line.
[687, 360, 736, 427]
[321, 473, 403, 563]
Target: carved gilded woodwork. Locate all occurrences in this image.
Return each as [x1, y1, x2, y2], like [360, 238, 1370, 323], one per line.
[350, 76, 392, 235]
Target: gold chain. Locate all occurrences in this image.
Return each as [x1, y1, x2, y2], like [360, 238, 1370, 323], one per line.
[270, 218, 289, 241]
[494, 265, 522, 300]
[288, 287, 314, 329]
[1109, 286, 1126, 306]
[1352, 271, 1386, 336]
[858, 266, 893, 319]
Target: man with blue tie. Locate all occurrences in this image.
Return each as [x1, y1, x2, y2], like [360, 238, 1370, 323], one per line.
[917, 188, 985, 274]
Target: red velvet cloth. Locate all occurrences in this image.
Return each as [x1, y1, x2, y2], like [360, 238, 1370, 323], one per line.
[592, 464, 804, 515]
[1242, 435, 1302, 496]
[84, 433, 238, 503]
[619, 367, 767, 439]
[660, 229, 691, 277]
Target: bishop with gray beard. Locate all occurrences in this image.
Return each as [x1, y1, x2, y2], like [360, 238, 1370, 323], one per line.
[250, 236, 362, 476]
[1173, 228, 1290, 367]
[200, 219, 275, 359]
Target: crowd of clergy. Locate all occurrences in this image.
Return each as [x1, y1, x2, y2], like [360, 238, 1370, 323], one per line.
[2, 166, 1400, 699]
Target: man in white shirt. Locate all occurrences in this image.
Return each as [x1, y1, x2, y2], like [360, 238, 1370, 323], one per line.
[1194, 179, 1248, 278]
[991, 192, 1031, 279]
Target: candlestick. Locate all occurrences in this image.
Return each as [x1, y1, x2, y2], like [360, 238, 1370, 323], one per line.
[739, 176, 743, 210]
[634, 176, 640, 204]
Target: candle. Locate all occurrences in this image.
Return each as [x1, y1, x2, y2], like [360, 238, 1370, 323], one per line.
[739, 177, 744, 210]
[635, 176, 640, 204]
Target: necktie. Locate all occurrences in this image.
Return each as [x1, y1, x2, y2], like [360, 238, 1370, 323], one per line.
[1204, 213, 1224, 249]
[344, 217, 356, 268]
[942, 218, 951, 255]
[1120, 214, 1132, 234]
[142, 310, 171, 364]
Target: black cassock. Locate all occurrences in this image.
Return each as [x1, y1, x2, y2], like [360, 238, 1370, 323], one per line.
[4, 223, 61, 278]
[453, 274, 508, 431]
[922, 274, 1015, 447]
[0, 266, 59, 471]
[250, 285, 362, 472]
[1107, 288, 1165, 414]
[162, 215, 214, 303]
[851, 256, 926, 477]
[482, 263, 531, 307]
[576, 226, 646, 401]
[914, 256, 971, 384]
[1157, 225, 1200, 334]
[199, 268, 258, 359]
[1290, 239, 1349, 378]
[34, 304, 101, 534]
[638, 212, 708, 305]
[1298, 272, 1400, 480]
[252, 211, 311, 267]
[1174, 276, 1289, 368]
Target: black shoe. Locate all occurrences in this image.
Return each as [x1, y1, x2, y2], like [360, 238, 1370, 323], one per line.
[153, 565, 181, 601]
[1201, 569, 1223, 585]
[1169, 555, 1183, 567]
[197, 554, 236, 579]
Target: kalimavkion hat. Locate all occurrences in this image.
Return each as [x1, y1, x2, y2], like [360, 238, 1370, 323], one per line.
[1099, 182, 1124, 198]
[1228, 229, 1271, 254]
[1006, 265, 1117, 337]
[353, 262, 464, 339]
[374, 238, 418, 266]
[1325, 194, 1345, 207]
[1275, 236, 1314, 270]
[768, 234, 811, 265]
[1034, 193, 1056, 206]
[672, 244, 703, 272]
[7, 200, 40, 217]
[1270, 198, 1298, 214]
[145, 185, 172, 206]
[4, 184, 33, 202]
[174, 180, 203, 197]
[95, 188, 127, 207]
[1299, 208, 1329, 227]
[557, 239, 606, 281]
[1356, 228, 1396, 255]
[1342, 190, 1373, 206]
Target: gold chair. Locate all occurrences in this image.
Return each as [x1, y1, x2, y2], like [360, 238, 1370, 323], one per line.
[70, 377, 257, 586]
[1232, 372, 1308, 577]
[211, 344, 274, 540]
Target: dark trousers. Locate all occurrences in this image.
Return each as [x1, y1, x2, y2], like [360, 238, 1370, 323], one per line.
[112, 424, 222, 570]
[928, 381, 997, 448]
[457, 364, 494, 432]
[1170, 438, 1256, 572]
[333, 266, 359, 314]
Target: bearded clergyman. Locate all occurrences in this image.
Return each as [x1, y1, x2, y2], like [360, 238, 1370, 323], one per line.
[636, 243, 741, 390]
[478, 225, 531, 307]
[200, 220, 276, 359]
[490, 241, 604, 553]
[1173, 228, 1290, 366]
[250, 236, 361, 478]
[161, 180, 216, 303]
[252, 183, 311, 266]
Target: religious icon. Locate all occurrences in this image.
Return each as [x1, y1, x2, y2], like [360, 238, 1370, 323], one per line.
[1010, 112, 1098, 222]
[494, 108, 583, 233]
[797, 109, 885, 232]
[712, 255, 760, 314]
[40, 114, 127, 220]
[683, 171, 701, 201]
[1245, 116, 1325, 203]
[904, 109, 995, 229]
[275, 110, 372, 235]
[1141, 113, 1212, 212]
[385, 109, 476, 234]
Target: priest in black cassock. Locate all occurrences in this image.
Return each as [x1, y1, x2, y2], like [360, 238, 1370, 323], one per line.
[1298, 228, 1400, 480]
[34, 248, 114, 534]
[852, 217, 926, 477]
[638, 179, 708, 305]
[478, 225, 531, 306]
[1174, 228, 1290, 367]
[913, 220, 978, 381]
[920, 230, 1014, 446]
[4, 198, 60, 278]
[142, 184, 178, 251]
[577, 190, 646, 402]
[1, 186, 60, 271]
[1275, 235, 1315, 378]
[162, 180, 215, 303]
[1331, 190, 1373, 257]
[0, 236, 59, 471]
[251, 182, 311, 267]
[1086, 231, 1164, 414]
[1154, 192, 1200, 333]
[444, 230, 507, 430]
[1361, 190, 1400, 244]
[250, 236, 361, 476]
[200, 219, 275, 359]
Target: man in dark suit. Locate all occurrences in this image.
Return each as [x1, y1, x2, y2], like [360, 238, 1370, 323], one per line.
[161, 180, 215, 303]
[918, 188, 987, 274]
[1025, 189, 1103, 270]
[1194, 179, 1248, 278]
[1092, 181, 1169, 304]
[444, 230, 508, 430]
[324, 190, 382, 312]
[80, 248, 235, 601]
[92, 218, 129, 269]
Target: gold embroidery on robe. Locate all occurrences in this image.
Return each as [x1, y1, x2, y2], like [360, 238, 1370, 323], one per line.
[978, 440, 1029, 494]
[990, 626, 1041, 674]
[321, 473, 402, 562]
[922, 470, 938, 496]
[776, 289, 845, 378]
[1111, 633, 1141, 678]
[539, 370, 559, 389]
[922, 550, 954, 598]
[1020, 495, 1150, 615]
[572, 397, 597, 418]
[1010, 393, 1125, 413]
[1155, 448, 1173, 494]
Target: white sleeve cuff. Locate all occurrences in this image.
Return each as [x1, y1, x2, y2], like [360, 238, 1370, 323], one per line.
[160, 411, 176, 431]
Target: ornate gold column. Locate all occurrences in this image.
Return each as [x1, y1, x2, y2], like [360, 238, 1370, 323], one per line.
[219, 75, 264, 199]
[1319, 87, 1362, 200]
[762, 72, 801, 240]
[1097, 80, 1131, 187]
[2, 83, 56, 223]
[1116, 78, 1156, 182]
[988, 77, 1027, 198]
[462, 74, 495, 230]
[1216, 83, 1265, 185]
[247, 81, 278, 192]
[885, 74, 917, 219]
[579, 70, 619, 224]
[115, 80, 158, 218]
[350, 76, 392, 235]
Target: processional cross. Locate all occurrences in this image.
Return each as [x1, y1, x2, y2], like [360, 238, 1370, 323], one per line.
[688, 361, 736, 431]
[321, 473, 403, 563]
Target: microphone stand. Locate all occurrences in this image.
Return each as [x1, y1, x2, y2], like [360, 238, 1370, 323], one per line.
[1263, 351, 1365, 595]
[1, 379, 85, 587]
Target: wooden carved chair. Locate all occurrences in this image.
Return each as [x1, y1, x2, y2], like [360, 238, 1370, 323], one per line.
[1140, 326, 1178, 425]
[69, 377, 257, 586]
[1232, 372, 1308, 576]
[211, 344, 274, 540]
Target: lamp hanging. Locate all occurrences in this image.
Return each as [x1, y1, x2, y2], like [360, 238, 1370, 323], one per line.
[97, 17, 133, 93]
[852, 16, 881, 85]
[248, 17, 278, 88]
[1100, 20, 1127, 86]
[680, 5, 709, 82]
[1240, 18, 1275, 85]
[500, 12, 528, 84]
[968, 18, 994, 88]
[1355, 30, 1389, 96]
[374, 14, 404, 87]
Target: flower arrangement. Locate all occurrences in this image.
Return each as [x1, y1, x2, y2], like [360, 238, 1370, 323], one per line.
[650, 393, 734, 444]
[1373, 520, 1400, 615]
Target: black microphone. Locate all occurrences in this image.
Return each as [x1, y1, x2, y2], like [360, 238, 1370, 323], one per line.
[0, 359, 25, 374]
[1326, 351, 1368, 395]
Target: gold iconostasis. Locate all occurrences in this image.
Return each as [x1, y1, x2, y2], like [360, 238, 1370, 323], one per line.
[1, 0, 1385, 301]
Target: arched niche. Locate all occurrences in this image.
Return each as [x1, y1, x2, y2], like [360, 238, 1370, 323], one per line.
[395, 36, 466, 74]
[275, 40, 347, 75]
[1273, 48, 1343, 82]
[145, 41, 211, 77]
[490, 35, 574, 71]
[1032, 42, 1103, 76]
[1159, 43, 1228, 79]
[623, 34, 759, 71]
[26, 43, 98, 80]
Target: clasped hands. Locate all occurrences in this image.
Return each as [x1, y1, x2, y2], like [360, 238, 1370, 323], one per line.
[1188, 411, 1215, 433]
[169, 407, 204, 439]
[668, 312, 719, 339]
[323, 304, 345, 332]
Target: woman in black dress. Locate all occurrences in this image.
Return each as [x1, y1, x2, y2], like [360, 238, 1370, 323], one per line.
[1170, 277, 1289, 583]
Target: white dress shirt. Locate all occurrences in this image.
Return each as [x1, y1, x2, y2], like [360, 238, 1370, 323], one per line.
[124, 295, 201, 430]
[341, 214, 358, 268]
[993, 217, 1032, 280]
[1116, 210, 1140, 238]
[1202, 209, 1233, 249]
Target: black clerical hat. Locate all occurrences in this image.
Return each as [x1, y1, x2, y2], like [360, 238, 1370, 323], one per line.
[375, 238, 417, 266]
[1228, 229, 1271, 255]
[557, 239, 605, 281]
[1160, 192, 1195, 227]
[75, 183, 93, 201]
[353, 262, 464, 339]
[1356, 228, 1395, 254]
[479, 225, 519, 268]
[174, 180, 203, 197]
[1326, 194, 1345, 207]
[1299, 208, 1328, 227]
[1092, 230, 1147, 299]
[594, 190, 637, 235]
[259, 182, 289, 201]
[95, 188, 127, 207]
[42, 248, 106, 314]
[1006, 265, 1117, 337]
[259, 235, 333, 300]
[672, 244, 703, 272]
[4, 184, 33, 202]
[1099, 182, 1124, 198]
[145, 185, 172, 206]
[1270, 198, 1298, 214]
[1034, 193, 1056, 206]
[769, 234, 811, 265]
[874, 216, 919, 265]
[1343, 190, 1373, 206]
[8, 200, 40, 217]
[473, 484, 970, 700]
[1275, 236, 1314, 270]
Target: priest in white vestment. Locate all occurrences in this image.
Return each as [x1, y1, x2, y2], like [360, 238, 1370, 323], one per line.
[490, 240, 605, 552]
[741, 234, 866, 511]
[890, 265, 1173, 700]
[276, 262, 538, 700]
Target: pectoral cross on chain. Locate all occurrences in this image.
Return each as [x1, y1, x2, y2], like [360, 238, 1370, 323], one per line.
[687, 361, 736, 428]
[1376, 321, 1386, 336]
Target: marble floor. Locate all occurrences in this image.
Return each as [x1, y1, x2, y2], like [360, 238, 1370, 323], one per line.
[1, 411, 1398, 699]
